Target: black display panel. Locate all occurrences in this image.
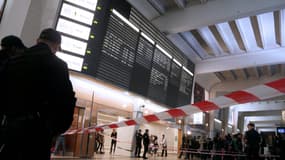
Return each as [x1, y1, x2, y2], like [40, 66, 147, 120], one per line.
[55, 0, 195, 107]
[96, 13, 139, 89]
[166, 62, 181, 107]
[130, 36, 154, 96]
[147, 48, 171, 103]
[177, 69, 193, 106]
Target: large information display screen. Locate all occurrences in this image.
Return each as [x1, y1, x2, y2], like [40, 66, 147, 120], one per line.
[95, 13, 139, 89]
[55, 0, 194, 107]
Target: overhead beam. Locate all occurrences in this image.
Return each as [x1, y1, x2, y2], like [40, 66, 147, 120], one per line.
[126, 0, 160, 20]
[174, 0, 186, 8]
[195, 47, 285, 74]
[198, 27, 225, 56]
[151, 0, 285, 34]
[147, 0, 166, 15]
[281, 64, 285, 75]
[167, 33, 202, 63]
[280, 9, 285, 46]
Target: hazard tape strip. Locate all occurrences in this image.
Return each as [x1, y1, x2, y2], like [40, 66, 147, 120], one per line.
[64, 78, 285, 135]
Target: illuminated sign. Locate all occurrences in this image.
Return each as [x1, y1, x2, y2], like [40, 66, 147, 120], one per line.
[61, 36, 87, 56]
[60, 3, 94, 25]
[56, 18, 91, 40]
[56, 52, 84, 71]
[193, 112, 203, 124]
[65, 0, 98, 11]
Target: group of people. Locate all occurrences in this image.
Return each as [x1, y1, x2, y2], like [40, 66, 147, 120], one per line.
[135, 129, 167, 159]
[179, 123, 285, 160]
[0, 29, 76, 160]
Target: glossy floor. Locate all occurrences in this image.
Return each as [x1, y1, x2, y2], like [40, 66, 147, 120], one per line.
[51, 154, 180, 160]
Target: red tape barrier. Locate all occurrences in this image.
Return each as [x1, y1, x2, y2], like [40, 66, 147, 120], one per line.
[64, 78, 285, 135]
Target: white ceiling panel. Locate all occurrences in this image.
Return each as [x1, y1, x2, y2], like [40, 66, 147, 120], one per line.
[216, 22, 244, 54]
[257, 12, 279, 49]
[198, 27, 225, 56]
[181, 31, 212, 59]
[235, 17, 261, 51]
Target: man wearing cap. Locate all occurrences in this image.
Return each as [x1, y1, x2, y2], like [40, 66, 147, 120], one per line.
[0, 28, 76, 160]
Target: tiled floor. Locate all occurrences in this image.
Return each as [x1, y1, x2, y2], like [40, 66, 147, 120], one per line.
[52, 154, 179, 160]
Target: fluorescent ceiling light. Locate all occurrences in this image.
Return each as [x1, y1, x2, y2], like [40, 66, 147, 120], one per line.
[156, 45, 172, 59]
[112, 9, 139, 32]
[214, 118, 222, 124]
[173, 58, 182, 67]
[182, 66, 194, 76]
[141, 32, 155, 44]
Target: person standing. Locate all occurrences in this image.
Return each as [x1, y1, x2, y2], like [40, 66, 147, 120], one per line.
[160, 134, 167, 157]
[0, 28, 76, 160]
[135, 129, 143, 157]
[97, 130, 105, 154]
[244, 123, 260, 160]
[110, 129, 117, 154]
[142, 129, 150, 159]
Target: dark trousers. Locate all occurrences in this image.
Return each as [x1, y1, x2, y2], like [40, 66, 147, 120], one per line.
[97, 143, 103, 152]
[161, 146, 167, 157]
[135, 144, 141, 157]
[0, 116, 52, 160]
[246, 147, 259, 160]
[143, 144, 149, 158]
[110, 141, 116, 153]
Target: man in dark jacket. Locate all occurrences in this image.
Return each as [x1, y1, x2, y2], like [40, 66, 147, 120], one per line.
[0, 28, 76, 160]
[0, 35, 26, 63]
[244, 123, 260, 160]
[135, 129, 143, 157]
[142, 129, 150, 159]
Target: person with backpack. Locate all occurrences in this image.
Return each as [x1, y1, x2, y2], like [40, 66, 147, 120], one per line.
[0, 28, 76, 160]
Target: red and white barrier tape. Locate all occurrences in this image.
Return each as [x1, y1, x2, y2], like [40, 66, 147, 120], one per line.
[64, 78, 285, 135]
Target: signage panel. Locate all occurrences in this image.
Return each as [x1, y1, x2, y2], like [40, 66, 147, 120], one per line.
[65, 0, 98, 11]
[61, 36, 87, 56]
[61, 3, 94, 25]
[56, 52, 84, 71]
[56, 18, 91, 40]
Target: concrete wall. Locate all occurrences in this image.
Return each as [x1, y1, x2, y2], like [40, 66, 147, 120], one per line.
[0, 0, 31, 39]
[0, 0, 60, 47]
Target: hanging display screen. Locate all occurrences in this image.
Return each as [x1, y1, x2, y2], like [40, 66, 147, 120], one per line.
[65, 0, 98, 11]
[55, 0, 194, 107]
[60, 3, 94, 25]
[56, 52, 84, 71]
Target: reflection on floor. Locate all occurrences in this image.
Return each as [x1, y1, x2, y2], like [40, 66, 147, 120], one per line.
[51, 154, 178, 160]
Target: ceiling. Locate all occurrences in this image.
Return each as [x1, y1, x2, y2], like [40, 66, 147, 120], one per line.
[127, 0, 285, 85]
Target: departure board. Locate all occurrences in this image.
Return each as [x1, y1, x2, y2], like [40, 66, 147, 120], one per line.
[147, 48, 171, 103]
[177, 69, 193, 106]
[96, 13, 139, 89]
[55, 0, 98, 71]
[166, 62, 181, 107]
[130, 36, 154, 96]
[55, 0, 195, 107]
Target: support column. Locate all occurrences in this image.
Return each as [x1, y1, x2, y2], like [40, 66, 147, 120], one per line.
[209, 111, 215, 138]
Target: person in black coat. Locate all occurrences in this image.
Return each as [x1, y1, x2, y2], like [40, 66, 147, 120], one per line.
[0, 28, 76, 160]
[110, 129, 117, 154]
[142, 129, 150, 159]
[0, 35, 26, 63]
[244, 123, 260, 160]
[135, 129, 143, 157]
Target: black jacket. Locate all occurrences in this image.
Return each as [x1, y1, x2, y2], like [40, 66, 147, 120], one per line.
[0, 43, 76, 134]
[245, 129, 260, 148]
[143, 132, 150, 146]
[136, 132, 143, 146]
